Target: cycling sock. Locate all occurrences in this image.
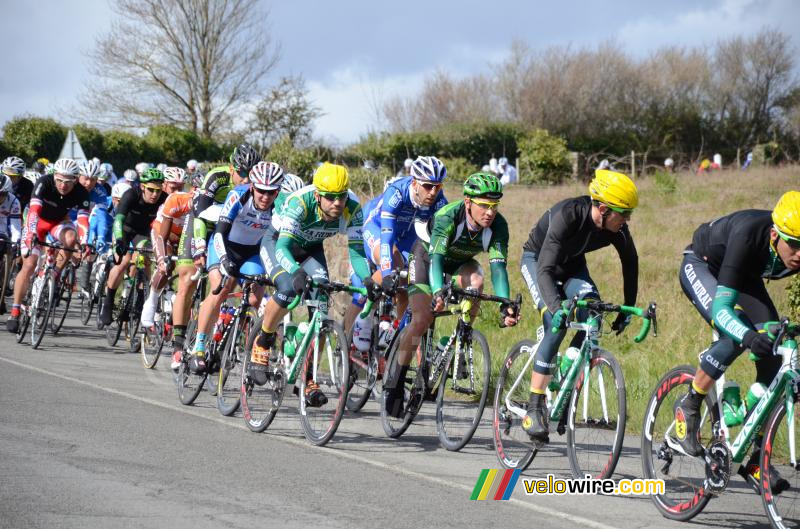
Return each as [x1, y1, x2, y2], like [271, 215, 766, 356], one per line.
[105, 287, 117, 304]
[691, 381, 708, 395]
[173, 324, 186, 340]
[195, 333, 207, 353]
[530, 387, 547, 395]
[146, 288, 160, 307]
[10, 305, 20, 318]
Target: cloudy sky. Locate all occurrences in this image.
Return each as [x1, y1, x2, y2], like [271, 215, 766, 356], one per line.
[1, 0, 797, 146]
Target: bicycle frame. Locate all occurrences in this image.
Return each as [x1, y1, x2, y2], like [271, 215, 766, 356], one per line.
[425, 296, 474, 393]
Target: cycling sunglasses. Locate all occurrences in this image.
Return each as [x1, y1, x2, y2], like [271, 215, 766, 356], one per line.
[607, 205, 634, 220]
[318, 191, 348, 202]
[470, 198, 500, 211]
[777, 228, 800, 251]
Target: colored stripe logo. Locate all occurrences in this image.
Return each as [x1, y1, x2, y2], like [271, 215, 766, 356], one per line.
[470, 469, 521, 500]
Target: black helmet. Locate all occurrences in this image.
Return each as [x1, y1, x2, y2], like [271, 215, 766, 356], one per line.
[230, 143, 261, 173]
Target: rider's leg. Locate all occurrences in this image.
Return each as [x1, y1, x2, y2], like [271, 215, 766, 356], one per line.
[170, 263, 198, 369]
[100, 249, 133, 325]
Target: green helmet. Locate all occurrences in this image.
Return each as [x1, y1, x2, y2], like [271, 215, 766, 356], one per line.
[140, 168, 165, 184]
[463, 172, 503, 199]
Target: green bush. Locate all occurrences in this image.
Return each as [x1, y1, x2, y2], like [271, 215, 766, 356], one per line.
[435, 121, 523, 166]
[73, 124, 105, 159]
[517, 128, 572, 184]
[143, 124, 223, 165]
[266, 136, 333, 181]
[347, 166, 392, 196]
[788, 275, 800, 322]
[653, 169, 678, 194]
[440, 157, 478, 182]
[103, 131, 144, 171]
[2, 116, 66, 162]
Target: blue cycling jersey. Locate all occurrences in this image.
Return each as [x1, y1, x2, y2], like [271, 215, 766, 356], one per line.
[212, 184, 275, 261]
[363, 176, 447, 277]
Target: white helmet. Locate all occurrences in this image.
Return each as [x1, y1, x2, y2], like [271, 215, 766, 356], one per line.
[403, 158, 413, 169]
[24, 170, 40, 184]
[124, 169, 139, 182]
[410, 156, 447, 183]
[163, 166, 187, 183]
[2, 156, 26, 176]
[249, 161, 284, 190]
[135, 162, 149, 175]
[498, 157, 508, 167]
[0, 174, 13, 194]
[54, 158, 81, 179]
[99, 162, 113, 180]
[156, 163, 168, 173]
[112, 182, 132, 199]
[280, 173, 304, 194]
[79, 159, 101, 179]
[664, 158, 674, 167]
[91, 157, 101, 166]
[186, 159, 198, 171]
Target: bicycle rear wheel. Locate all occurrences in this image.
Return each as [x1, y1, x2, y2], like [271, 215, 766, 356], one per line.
[761, 395, 800, 529]
[240, 322, 284, 433]
[31, 276, 54, 349]
[127, 277, 145, 352]
[436, 328, 491, 451]
[16, 292, 32, 344]
[345, 341, 378, 413]
[299, 321, 349, 446]
[176, 354, 208, 406]
[492, 339, 537, 470]
[380, 327, 425, 439]
[566, 349, 626, 479]
[640, 365, 715, 521]
[50, 264, 74, 334]
[140, 319, 163, 369]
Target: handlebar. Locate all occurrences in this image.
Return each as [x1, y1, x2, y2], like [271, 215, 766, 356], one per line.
[285, 277, 374, 316]
[434, 285, 522, 327]
[551, 297, 658, 343]
[211, 271, 274, 296]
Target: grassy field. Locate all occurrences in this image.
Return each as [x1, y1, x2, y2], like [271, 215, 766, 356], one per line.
[325, 165, 800, 433]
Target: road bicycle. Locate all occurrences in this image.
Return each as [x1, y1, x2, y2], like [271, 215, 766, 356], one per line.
[381, 285, 521, 451]
[641, 318, 800, 528]
[240, 278, 370, 446]
[493, 297, 657, 478]
[102, 246, 152, 350]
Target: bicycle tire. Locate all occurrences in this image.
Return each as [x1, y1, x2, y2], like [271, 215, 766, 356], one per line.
[760, 394, 800, 529]
[435, 328, 491, 451]
[566, 349, 626, 479]
[0, 254, 9, 313]
[127, 275, 145, 352]
[240, 321, 284, 433]
[380, 327, 425, 439]
[140, 320, 163, 369]
[16, 291, 31, 344]
[299, 320, 350, 446]
[217, 311, 253, 416]
[50, 264, 74, 334]
[641, 365, 716, 521]
[176, 354, 208, 406]
[492, 339, 537, 470]
[31, 275, 54, 349]
[106, 286, 124, 348]
[345, 338, 378, 413]
[80, 289, 96, 325]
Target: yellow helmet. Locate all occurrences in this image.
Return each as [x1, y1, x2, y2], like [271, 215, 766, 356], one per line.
[37, 157, 50, 166]
[772, 191, 800, 238]
[588, 169, 639, 210]
[313, 162, 349, 194]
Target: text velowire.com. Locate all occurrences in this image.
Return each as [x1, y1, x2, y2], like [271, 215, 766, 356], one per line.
[524, 474, 665, 496]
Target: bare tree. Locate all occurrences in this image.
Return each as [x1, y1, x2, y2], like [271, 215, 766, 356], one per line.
[249, 75, 323, 150]
[80, 0, 279, 139]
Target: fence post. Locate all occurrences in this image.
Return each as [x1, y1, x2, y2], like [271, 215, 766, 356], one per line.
[736, 148, 741, 170]
[630, 151, 636, 178]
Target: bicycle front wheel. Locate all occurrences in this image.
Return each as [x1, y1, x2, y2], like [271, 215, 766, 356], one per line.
[140, 319, 164, 369]
[299, 321, 350, 446]
[640, 365, 715, 521]
[31, 276, 54, 349]
[492, 339, 537, 470]
[240, 321, 284, 433]
[566, 349, 626, 479]
[16, 291, 32, 344]
[380, 327, 425, 439]
[345, 342, 378, 413]
[50, 265, 74, 334]
[217, 311, 253, 416]
[761, 395, 800, 529]
[176, 356, 208, 406]
[436, 328, 491, 451]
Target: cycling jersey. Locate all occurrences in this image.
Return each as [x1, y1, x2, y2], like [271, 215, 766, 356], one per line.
[12, 177, 33, 209]
[0, 192, 22, 242]
[154, 192, 192, 237]
[212, 185, 274, 262]
[687, 209, 797, 344]
[524, 195, 638, 314]
[428, 200, 510, 298]
[113, 186, 166, 243]
[27, 174, 91, 244]
[363, 176, 447, 276]
[273, 185, 369, 280]
[193, 165, 233, 217]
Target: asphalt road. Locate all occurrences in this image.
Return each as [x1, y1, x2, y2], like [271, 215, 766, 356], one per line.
[0, 305, 775, 529]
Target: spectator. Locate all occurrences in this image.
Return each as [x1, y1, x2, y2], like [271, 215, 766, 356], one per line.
[396, 158, 413, 178]
[742, 151, 753, 170]
[711, 153, 722, 170]
[664, 158, 674, 173]
[498, 156, 518, 185]
[481, 164, 492, 172]
[697, 159, 711, 174]
[489, 157, 499, 175]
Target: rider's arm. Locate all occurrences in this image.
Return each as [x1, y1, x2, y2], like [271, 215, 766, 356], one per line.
[711, 285, 751, 343]
[274, 195, 306, 274]
[611, 226, 639, 307]
[113, 188, 135, 241]
[76, 207, 90, 244]
[378, 186, 403, 277]
[153, 218, 171, 262]
[192, 173, 218, 217]
[212, 188, 243, 263]
[710, 235, 759, 344]
[346, 200, 370, 280]
[487, 216, 511, 299]
[25, 182, 45, 242]
[428, 213, 454, 295]
[536, 207, 573, 314]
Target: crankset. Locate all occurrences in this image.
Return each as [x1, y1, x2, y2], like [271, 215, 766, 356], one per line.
[703, 441, 731, 494]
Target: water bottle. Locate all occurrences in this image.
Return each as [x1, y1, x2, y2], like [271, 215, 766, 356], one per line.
[292, 322, 310, 358]
[163, 287, 175, 313]
[377, 318, 397, 350]
[352, 313, 373, 352]
[283, 322, 298, 358]
[559, 347, 581, 377]
[548, 355, 562, 391]
[212, 306, 232, 342]
[721, 381, 743, 427]
[743, 382, 767, 413]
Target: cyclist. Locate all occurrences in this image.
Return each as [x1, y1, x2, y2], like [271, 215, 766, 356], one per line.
[123, 169, 139, 187]
[165, 144, 260, 369]
[0, 173, 22, 309]
[383, 172, 519, 417]
[252, 162, 379, 403]
[672, 191, 800, 493]
[518, 168, 638, 442]
[7, 158, 90, 332]
[77, 160, 113, 294]
[347, 156, 448, 350]
[186, 161, 284, 373]
[2, 157, 33, 213]
[141, 167, 190, 329]
[99, 168, 166, 326]
[99, 163, 116, 187]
